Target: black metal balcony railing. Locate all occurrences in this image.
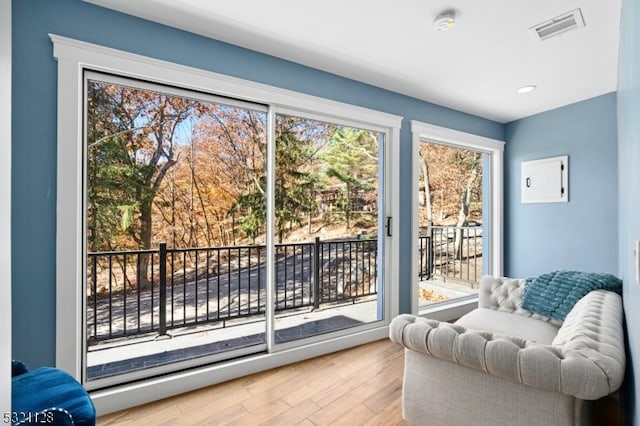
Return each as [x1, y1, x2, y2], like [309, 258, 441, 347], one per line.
[418, 235, 433, 280]
[429, 225, 483, 284]
[87, 237, 377, 343]
[86, 226, 482, 344]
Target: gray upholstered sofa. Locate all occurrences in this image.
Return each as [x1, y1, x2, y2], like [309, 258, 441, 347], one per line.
[389, 275, 625, 426]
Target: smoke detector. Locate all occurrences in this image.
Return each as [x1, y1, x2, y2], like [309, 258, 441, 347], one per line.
[433, 10, 455, 32]
[530, 8, 585, 41]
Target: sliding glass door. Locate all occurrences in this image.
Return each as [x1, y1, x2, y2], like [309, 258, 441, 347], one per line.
[272, 113, 386, 346]
[82, 72, 390, 388]
[84, 72, 270, 386]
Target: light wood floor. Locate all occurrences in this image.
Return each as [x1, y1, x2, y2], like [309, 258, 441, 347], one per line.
[98, 338, 407, 426]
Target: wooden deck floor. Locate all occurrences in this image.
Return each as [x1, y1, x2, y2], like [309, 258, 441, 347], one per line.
[98, 338, 407, 426]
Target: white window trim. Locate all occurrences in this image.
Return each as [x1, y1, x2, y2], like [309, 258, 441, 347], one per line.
[410, 120, 504, 315]
[51, 34, 401, 414]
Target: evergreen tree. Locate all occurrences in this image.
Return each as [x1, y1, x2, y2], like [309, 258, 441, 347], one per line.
[320, 128, 379, 229]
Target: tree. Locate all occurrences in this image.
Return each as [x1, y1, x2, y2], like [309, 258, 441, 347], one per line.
[454, 151, 481, 259]
[418, 146, 433, 231]
[151, 105, 268, 247]
[418, 143, 483, 227]
[211, 114, 333, 244]
[87, 80, 198, 287]
[190, 105, 269, 244]
[272, 115, 328, 243]
[417, 143, 483, 262]
[320, 128, 378, 229]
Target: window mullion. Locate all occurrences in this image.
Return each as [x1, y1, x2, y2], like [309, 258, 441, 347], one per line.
[265, 106, 276, 352]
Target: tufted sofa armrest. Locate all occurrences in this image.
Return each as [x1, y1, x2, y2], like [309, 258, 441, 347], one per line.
[390, 289, 625, 400]
[551, 290, 625, 394]
[479, 275, 562, 325]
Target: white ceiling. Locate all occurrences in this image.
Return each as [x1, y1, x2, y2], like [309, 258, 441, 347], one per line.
[85, 0, 621, 123]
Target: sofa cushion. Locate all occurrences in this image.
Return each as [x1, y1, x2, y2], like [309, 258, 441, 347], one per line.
[455, 308, 560, 344]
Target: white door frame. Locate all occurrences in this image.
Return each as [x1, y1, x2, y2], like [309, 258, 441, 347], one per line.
[51, 34, 402, 414]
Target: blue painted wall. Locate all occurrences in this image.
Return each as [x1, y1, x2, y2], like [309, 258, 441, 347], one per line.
[504, 93, 618, 278]
[11, 0, 503, 368]
[618, 0, 640, 423]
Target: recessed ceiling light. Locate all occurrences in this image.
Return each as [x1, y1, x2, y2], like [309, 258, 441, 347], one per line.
[517, 85, 537, 94]
[433, 10, 455, 32]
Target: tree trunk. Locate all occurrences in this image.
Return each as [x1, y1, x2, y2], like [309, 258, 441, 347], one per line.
[345, 183, 351, 229]
[138, 199, 154, 289]
[193, 167, 213, 247]
[454, 153, 480, 259]
[419, 152, 433, 231]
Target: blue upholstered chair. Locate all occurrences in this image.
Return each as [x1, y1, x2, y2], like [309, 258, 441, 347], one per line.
[11, 361, 96, 426]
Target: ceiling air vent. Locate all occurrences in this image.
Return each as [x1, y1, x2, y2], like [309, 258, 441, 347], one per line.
[530, 8, 585, 41]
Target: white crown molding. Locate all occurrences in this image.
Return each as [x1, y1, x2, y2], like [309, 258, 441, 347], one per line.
[50, 34, 402, 130]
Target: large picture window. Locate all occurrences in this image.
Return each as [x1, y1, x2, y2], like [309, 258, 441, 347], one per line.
[52, 35, 400, 409]
[411, 121, 504, 317]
